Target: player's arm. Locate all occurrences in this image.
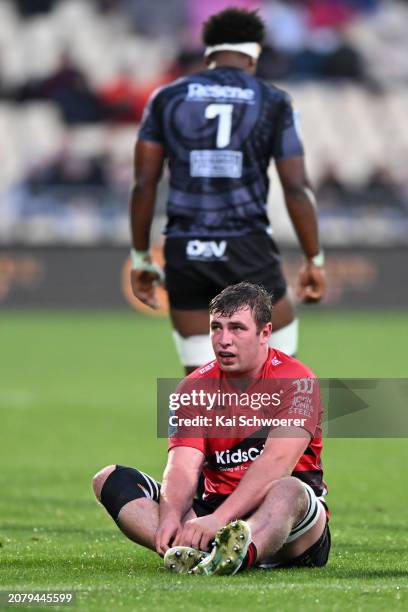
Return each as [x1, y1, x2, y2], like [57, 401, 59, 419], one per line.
[214, 429, 310, 523]
[129, 138, 165, 308]
[276, 156, 326, 303]
[156, 445, 204, 555]
[176, 430, 310, 551]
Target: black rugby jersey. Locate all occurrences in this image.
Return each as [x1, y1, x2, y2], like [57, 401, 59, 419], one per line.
[139, 67, 304, 238]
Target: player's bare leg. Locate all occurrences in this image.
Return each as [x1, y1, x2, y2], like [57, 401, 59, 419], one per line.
[92, 466, 160, 551]
[170, 308, 211, 375]
[271, 292, 295, 330]
[269, 292, 298, 356]
[246, 476, 326, 563]
[191, 476, 326, 575]
[92, 466, 198, 554]
[117, 499, 160, 550]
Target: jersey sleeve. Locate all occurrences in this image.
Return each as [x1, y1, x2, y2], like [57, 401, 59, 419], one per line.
[168, 436, 206, 454]
[138, 89, 164, 144]
[167, 377, 207, 455]
[272, 94, 304, 161]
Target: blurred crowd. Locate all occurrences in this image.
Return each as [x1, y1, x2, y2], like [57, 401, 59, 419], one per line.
[2, 0, 408, 124]
[0, 0, 408, 245]
[317, 163, 408, 214]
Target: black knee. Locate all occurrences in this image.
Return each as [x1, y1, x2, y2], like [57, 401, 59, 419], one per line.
[100, 465, 161, 522]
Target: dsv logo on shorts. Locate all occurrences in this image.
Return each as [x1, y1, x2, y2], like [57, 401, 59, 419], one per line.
[186, 240, 227, 261]
[215, 445, 265, 466]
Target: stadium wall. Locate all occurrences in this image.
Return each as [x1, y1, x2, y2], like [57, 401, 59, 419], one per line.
[0, 246, 406, 310]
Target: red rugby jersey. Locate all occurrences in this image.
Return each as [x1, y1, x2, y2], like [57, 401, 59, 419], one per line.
[168, 348, 328, 504]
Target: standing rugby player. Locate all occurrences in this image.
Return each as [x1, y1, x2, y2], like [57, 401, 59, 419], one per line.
[130, 8, 326, 373]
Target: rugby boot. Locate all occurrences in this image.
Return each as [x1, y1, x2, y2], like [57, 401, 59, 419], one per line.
[189, 520, 251, 575]
[164, 546, 209, 573]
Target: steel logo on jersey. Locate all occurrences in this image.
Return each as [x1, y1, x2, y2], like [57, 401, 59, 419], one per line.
[186, 239, 228, 261]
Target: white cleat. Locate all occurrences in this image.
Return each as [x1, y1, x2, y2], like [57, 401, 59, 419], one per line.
[190, 520, 251, 576]
[164, 546, 209, 574]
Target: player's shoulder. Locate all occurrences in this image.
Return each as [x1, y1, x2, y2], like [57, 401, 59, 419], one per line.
[267, 348, 317, 378]
[147, 75, 190, 104]
[187, 360, 220, 379]
[258, 79, 293, 105]
[174, 360, 219, 397]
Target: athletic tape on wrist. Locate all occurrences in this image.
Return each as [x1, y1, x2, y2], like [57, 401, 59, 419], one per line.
[308, 251, 325, 268]
[130, 248, 164, 281]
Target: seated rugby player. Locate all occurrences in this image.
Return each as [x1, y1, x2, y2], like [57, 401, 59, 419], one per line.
[92, 283, 330, 575]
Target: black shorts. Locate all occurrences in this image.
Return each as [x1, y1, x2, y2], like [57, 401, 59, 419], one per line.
[102, 466, 330, 568]
[164, 232, 287, 310]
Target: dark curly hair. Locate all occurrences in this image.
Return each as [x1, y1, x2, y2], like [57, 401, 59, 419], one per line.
[202, 8, 265, 46]
[209, 282, 273, 333]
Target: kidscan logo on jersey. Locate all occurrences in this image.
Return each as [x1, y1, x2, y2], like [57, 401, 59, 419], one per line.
[186, 83, 255, 102]
[186, 239, 227, 260]
[215, 445, 264, 465]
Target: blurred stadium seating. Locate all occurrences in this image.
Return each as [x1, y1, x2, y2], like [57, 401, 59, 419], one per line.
[0, 0, 407, 246]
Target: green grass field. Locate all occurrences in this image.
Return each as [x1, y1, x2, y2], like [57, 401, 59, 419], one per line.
[1, 310, 408, 611]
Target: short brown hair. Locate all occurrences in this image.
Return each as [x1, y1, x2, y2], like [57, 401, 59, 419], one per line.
[209, 282, 273, 333]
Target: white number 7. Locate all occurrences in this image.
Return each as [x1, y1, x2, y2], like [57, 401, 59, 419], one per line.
[205, 103, 233, 148]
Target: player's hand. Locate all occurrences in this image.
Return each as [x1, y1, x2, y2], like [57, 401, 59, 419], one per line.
[155, 515, 182, 556]
[297, 262, 326, 303]
[130, 268, 162, 309]
[174, 514, 224, 552]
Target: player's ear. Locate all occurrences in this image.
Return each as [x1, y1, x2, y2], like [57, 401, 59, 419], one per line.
[260, 322, 272, 344]
[247, 56, 257, 74]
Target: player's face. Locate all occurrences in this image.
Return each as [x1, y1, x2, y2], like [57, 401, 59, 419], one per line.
[210, 307, 271, 376]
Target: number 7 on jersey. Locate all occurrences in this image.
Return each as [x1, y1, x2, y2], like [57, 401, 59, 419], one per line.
[205, 103, 233, 148]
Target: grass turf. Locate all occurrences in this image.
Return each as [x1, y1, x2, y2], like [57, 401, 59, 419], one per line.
[1, 310, 407, 611]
